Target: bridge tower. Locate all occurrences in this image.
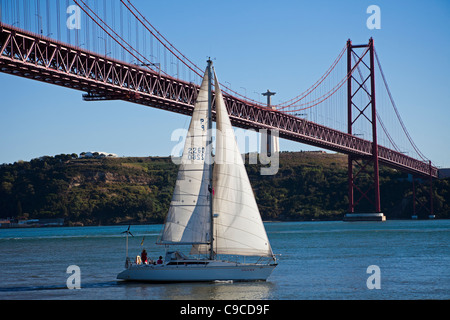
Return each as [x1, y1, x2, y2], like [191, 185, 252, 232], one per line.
[345, 38, 385, 221]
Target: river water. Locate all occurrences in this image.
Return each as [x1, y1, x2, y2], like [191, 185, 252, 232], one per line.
[0, 220, 448, 300]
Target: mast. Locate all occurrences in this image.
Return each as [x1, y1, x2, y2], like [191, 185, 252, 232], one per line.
[207, 59, 215, 260]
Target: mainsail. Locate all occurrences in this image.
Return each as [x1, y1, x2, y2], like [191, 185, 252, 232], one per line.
[159, 67, 212, 244]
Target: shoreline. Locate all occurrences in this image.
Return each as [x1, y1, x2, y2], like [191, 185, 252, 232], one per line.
[1, 216, 445, 229]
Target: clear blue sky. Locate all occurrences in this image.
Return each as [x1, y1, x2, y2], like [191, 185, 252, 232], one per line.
[1, 0, 449, 168]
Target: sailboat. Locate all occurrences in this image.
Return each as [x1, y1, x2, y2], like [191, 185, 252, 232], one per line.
[117, 61, 277, 282]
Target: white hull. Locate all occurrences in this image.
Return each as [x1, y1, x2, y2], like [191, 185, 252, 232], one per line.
[117, 260, 277, 283]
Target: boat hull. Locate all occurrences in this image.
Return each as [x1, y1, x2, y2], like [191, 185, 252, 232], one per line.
[117, 261, 277, 283]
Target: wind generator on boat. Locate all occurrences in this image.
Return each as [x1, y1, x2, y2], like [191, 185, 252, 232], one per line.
[117, 61, 277, 282]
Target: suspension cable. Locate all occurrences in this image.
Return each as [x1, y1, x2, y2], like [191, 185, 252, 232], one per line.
[279, 47, 370, 113]
[122, 0, 265, 106]
[276, 44, 348, 109]
[73, 0, 167, 77]
[374, 49, 429, 162]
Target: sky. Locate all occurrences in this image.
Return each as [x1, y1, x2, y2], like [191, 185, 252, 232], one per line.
[0, 0, 449, 168]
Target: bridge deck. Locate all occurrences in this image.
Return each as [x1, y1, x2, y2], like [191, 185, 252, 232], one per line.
[0, 23, 437, 178]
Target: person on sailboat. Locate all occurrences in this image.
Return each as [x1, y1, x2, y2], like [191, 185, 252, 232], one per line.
[157, 256, 163, 265]
[141, 249, 148, 264]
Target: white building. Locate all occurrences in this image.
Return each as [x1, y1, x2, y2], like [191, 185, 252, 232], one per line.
[80, 151, 118, 159]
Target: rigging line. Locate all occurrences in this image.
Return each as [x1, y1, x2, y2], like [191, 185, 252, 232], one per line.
[73, 0, 168, 77]
[276, 44, 348, 108]
[374, 49, 429, 162]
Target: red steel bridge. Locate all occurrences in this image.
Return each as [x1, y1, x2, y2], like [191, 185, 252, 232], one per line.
[0, 0, 438, 215]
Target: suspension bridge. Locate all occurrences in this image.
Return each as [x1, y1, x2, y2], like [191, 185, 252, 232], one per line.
[0, 0, 438, 217]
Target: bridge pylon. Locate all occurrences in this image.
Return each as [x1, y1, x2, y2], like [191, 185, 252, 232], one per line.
[345, 38, 385, 221]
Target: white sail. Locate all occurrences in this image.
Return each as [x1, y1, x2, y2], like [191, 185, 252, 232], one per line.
[159, 67, 212, 244]
[210, 70, 273, 257]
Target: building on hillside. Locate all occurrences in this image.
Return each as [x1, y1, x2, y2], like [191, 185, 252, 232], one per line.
[79, 152, 118, 159]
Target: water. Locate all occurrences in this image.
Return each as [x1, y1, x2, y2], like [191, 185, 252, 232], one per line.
[0, 220, 448, 300]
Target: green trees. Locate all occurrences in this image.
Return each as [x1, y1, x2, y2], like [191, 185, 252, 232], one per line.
[0, 152, 448, 226]
[0, 155, 176, 225]
[250, 156, 348, 221]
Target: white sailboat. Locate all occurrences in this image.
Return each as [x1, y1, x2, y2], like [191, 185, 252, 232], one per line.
[117, 61, 277, 282]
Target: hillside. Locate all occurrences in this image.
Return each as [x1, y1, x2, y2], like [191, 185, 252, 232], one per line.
[0, 152, 449, 226]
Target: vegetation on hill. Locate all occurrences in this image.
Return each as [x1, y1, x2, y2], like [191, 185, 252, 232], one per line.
[0, 152, 448, 226]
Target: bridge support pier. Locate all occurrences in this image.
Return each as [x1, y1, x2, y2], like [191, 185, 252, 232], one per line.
[344, 213, 386, 222]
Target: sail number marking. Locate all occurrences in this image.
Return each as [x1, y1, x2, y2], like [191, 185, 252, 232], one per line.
[187, 147, 205, 160]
